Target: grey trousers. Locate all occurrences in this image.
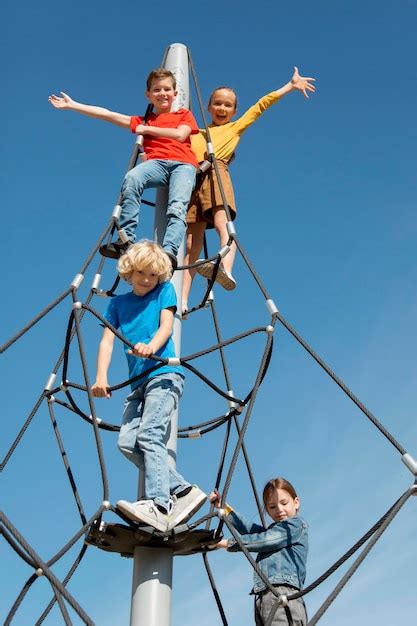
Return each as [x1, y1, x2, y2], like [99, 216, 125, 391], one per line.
[254, 586, 307, 626]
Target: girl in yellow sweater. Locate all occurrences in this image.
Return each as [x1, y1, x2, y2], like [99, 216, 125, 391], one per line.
[182, 67, 315, 313]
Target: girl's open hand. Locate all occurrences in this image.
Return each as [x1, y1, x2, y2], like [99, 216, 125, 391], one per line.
[48, 91, 74, 109]
[291, 67, 316, 98]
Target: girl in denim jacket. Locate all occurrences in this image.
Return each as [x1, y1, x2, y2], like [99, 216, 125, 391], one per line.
[210, 477, 308, 625]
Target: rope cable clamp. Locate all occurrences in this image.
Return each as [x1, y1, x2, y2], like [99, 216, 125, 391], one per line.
[226, 221, 236, 237]
[60, 383, 68, 392]
[44, 373, 57, 392]
[401, 453, 417, 476]
[266, 299, 279, 316]
[91, 274, 101, 291]
[35, 568, 43, 577]
[72, 301, 82, 310]
[102, 500, 111, 510]
[112, 204, 122, 219]
[189, 431, 202, 439]
[266, 325, 274, 334]
[71, 274, 84, 290]
[279, 595, 289, 608]
[219, 245, 230, 259]
[206, 142, 214, 156]
[206, 290, 215, 304]
[118, 228, 130, 244]
[168, 357, 181, 366]
[227, 390, 239, 410]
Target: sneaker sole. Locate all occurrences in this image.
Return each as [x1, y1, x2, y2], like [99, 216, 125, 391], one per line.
[196, 262, 236, 291]
[116, 501, 168, 532]
[167, 492, 207, 530]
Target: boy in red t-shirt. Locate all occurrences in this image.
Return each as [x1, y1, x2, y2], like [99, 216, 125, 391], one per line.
[49, 68, 198, 267]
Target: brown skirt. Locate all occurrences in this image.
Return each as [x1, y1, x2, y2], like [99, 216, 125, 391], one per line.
[187, 160, 237, 228]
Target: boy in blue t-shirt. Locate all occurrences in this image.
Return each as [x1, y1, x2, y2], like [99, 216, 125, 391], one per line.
[92, 240, 206, 532]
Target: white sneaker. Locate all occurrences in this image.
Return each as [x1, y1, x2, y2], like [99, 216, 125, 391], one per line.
[116, 499, 170, 532]
[168, 486, 207, 530]
[196, 260, 236, 291]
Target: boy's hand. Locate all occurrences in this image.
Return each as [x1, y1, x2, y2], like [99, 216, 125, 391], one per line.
[128, 342, 155, 358]
[134, 124, 147, 135]
[91, 380, 111, 398]
[48, 91, 75, 109]
[291, 67, 316, 98]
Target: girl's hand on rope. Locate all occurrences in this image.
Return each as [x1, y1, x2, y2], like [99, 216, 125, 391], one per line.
[290, 67, 316, 98]
[48, 91, 75, 109]
[209, 490, 222, 508]
[128, 342, 154, 358]
[91, 380, 112, 399]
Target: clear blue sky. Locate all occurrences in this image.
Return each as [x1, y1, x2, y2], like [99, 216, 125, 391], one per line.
[2, 0, 417, 624]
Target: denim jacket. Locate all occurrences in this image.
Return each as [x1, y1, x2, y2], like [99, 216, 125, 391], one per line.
[226, 511, 308, 593]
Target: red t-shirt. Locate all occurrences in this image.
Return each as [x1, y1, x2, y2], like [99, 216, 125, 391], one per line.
[130, 109, 198, 167]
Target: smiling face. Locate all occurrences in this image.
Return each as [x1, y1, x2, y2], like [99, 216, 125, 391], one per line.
[130, 267, 159, 296]
[208, 88, 237, 125]
[265, 488, 300, 523]
[146, 76, 177, 114]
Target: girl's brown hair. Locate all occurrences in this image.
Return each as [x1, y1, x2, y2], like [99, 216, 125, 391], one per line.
[262, 477, 298, 508]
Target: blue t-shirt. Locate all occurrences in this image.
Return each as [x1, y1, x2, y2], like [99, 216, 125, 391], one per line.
[104, 281, 184, 389]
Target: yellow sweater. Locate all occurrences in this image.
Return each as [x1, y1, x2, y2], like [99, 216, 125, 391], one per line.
[191, 91, 282, 163]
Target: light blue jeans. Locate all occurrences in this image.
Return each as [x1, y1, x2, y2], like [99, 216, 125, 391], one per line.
[118, 373, 190, 511]
[120, 159, 196, 256]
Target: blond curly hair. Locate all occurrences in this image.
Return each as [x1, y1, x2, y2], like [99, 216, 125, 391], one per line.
[117, 240, 172, 283]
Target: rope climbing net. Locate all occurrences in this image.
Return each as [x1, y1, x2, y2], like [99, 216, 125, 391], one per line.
[1, 47, 416, 626]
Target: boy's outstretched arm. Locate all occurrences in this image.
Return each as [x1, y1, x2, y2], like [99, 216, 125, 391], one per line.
[275, 66, 316, 99]
[48, 91, 131, 128]
[129, 307, 175, 358]
[91, 327, 115, 398]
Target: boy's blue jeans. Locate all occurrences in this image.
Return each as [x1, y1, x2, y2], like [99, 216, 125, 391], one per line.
[120, 159, 196, 256]
[118, 372, 190, 512]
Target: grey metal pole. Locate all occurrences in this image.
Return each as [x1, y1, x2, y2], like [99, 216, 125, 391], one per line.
[130, 42, 190, 626]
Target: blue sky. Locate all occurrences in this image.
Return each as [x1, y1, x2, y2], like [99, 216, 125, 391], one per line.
[2, 0, 417, 624]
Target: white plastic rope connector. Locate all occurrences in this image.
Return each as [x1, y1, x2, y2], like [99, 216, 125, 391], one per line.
[44, 373, 57, 392]
[71, 274, 84, 289]
[189, 431, 202, 439]
[228, 390, 239, 410]
[226, 221, 236, 236]
[266, 325, 274, 334]
[102, 500, 111, 510]
[91, 274, 101, 291]
[112, 204, 122, 219]
[168, 357, 181, 366]
[72, 301, 82, 310]
[118, 228, 129, 244]
[266, 299, 279, 315]
[279, 594, 289, 608]
[219, 245, 230, 259]
[401, 453, 417, 476]
[206, 142, 214, 157]
[35, 568, 43, 577]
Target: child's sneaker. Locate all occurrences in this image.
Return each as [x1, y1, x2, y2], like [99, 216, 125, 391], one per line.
[99, 240, 131, 260]
[196, 260, 236, 291]
[116, 499, 170, 532]
[168, 486, 207, 530]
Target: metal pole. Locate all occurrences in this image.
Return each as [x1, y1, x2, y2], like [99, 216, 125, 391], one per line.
[130, 42, 189, 626]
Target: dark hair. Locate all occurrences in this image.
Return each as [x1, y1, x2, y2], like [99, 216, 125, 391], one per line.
[146, 68, 176, 91]
[208, 86, 238, 110]
[262, 477, 298, 508]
